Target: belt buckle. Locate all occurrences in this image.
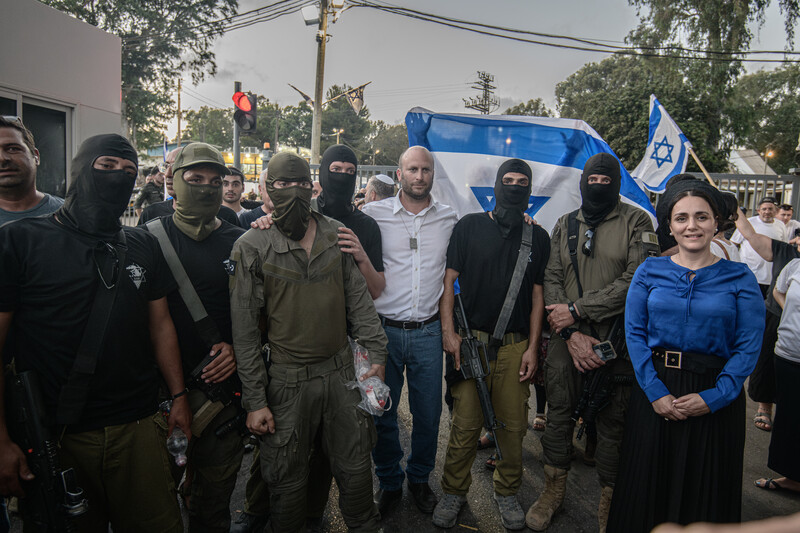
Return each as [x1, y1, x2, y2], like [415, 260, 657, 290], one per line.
[664, 350, 682, 369]
[401, 321, 417, 330]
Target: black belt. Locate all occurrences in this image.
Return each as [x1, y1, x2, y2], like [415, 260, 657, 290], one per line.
[381, 313, 440, 330]
[651, 347, 726, 375]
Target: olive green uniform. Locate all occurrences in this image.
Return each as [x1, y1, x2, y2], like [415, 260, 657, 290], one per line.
[230, 211, 387, 533]
[541, 202, 653, 487]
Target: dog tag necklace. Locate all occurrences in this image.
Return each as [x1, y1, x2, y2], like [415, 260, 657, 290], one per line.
[401, 210, 429, 251]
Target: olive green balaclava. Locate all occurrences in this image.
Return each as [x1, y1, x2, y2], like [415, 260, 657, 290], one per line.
[266, 152, 313, 241]
[171, 142, 230, 241]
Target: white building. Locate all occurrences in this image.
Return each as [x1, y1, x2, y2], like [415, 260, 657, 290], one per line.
[1, 0, 122, 196]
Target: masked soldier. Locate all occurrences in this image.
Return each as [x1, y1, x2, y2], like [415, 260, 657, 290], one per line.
[434, 159, 549, 530]
[230, 152, 386, 533]
[143, 142, 245, 532]
[527, 153, 655, 532]
[0, 134, 190, 531]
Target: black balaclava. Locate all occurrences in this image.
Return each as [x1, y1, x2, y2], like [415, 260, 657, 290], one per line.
[580, 153, 621, 227]
[317, 144, 358, 220]
[266, 152, 313, 241]
[57, 134, 138, 240]
[492, 158, 532, 238]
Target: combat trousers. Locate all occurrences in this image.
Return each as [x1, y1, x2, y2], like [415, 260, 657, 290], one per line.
[441, 339, 530, 497]
[259, 348, 380, 533]
[243, 436, 333, 519]
[183, 390, 245, 532]
[540, 334, 632, 488]
[45, 414, 183, 533]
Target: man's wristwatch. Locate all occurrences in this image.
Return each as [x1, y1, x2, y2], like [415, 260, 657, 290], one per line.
[568, 302, 580, 321]
[559, 327, 577, 341]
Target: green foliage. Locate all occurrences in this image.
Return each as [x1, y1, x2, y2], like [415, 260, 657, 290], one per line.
[730, 64, 800, 173]
[182, 107, 232, 148]
[503, 98, 553, 117]
[625, 0, 800, 169]
[279, 102, 313, 150]
[321, 85, 372, 154]
[41, 0, 238, 149]
[369, 122, 409, 166]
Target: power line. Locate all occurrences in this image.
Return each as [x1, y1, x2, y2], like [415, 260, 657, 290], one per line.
[348, 0, 800, 63]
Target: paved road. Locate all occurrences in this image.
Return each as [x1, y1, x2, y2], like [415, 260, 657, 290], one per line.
[227, 376, 800, 533]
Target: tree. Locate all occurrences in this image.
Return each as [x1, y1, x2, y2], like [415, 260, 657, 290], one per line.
[321, 85, 372, 155]
[369, 123, 408, 166]
[504, 98, 553, 117]
[42, 0, 237, 149]
[730, 64, 800, 173]
[182, 107, 233, 148]
[280, 102, 313, 150]
[626, 0, 800, 167]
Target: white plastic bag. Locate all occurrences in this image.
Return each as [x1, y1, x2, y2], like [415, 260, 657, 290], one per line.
[347, 339, 391, 416]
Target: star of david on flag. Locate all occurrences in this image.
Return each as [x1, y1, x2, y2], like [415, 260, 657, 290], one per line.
[405, 108, 655, 233]
[631, 95, 692, 193]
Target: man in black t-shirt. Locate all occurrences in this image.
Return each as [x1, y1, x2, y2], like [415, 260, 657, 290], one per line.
[433, 159, 549, 530]
[138, 146, 240, 227]
[314, 144, 385, 298]
[144, 142, 246, 531]
[0, 134, 190, 531]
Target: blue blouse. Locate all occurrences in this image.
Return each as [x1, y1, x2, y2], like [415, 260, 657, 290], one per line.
[625, 256, 765, 413]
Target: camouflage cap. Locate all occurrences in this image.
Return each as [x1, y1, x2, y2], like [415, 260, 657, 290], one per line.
[267, 151, 311, 184]
[172, 142, 230, 175]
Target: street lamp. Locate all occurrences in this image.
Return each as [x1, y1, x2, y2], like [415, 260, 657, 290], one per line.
[333, 128, 344, 144]
[762, 149, 774, 174]
[372, 148, 380, 165]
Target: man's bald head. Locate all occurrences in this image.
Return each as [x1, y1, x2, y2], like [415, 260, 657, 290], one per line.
[398, 145, 433, 169]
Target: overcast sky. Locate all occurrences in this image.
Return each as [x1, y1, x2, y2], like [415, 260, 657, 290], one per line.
[171, 0, 796, 135]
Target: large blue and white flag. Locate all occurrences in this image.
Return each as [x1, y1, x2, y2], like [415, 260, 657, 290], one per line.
[405, 108, 655, 233]
[630, 95, 692, 193]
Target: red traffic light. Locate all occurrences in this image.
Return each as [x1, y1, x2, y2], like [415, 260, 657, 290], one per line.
[232, 91, 252, 112]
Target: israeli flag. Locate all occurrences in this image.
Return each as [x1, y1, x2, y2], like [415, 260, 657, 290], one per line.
[405, 107, 655, 233]
[630, 95, 691, 193]
[163, 137, 168, 162]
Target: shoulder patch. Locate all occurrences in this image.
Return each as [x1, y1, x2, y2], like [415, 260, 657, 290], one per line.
[642, 231, 659, 246]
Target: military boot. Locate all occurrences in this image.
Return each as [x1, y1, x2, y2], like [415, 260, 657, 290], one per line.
[525, 465, 568, 531]
[597, 486, 613, 533]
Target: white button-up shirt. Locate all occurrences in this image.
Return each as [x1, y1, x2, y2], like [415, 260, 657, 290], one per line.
[362, 192, 458, 322]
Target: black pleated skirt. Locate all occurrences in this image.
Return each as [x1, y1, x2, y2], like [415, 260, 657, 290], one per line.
[607, 358, 745, 533]
[768, 356, 800, 480]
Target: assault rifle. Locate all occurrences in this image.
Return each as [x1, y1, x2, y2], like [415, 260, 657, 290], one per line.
[188, 350, 242, 437]
[453, 293, 505, 461]
[5, 371, 88, 531]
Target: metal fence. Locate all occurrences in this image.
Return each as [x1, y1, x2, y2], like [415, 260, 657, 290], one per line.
[682, 173, 800, 215]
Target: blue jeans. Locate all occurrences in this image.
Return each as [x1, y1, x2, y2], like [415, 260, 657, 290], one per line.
[372, 320, 443, 490]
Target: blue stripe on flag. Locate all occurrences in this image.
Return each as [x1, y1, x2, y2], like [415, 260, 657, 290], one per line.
[406, 109, 655, 216]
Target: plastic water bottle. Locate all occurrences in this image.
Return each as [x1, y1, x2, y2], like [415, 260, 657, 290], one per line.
[166, 427, 188, 466]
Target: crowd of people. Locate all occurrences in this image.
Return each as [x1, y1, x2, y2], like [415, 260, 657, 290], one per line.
[0, 114, 798, 533]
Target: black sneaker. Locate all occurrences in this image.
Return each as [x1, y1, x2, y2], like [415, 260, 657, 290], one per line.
[230, 511, 268, 533]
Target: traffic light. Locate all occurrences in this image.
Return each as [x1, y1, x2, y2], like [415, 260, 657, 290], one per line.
[232, 91, 257, 133]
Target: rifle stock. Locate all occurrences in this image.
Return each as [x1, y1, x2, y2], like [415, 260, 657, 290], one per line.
[187, 350, 241, 437]
[453, 294, 505, 461]
[5, 371, 88, 531]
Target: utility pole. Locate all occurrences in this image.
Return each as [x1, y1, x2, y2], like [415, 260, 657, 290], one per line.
[233, 80, 241, 169]
[177, 79, 182, 146]
[274, 107, 280, 153]
[310, 0, 329, 164]
[463, 71, 498, 114]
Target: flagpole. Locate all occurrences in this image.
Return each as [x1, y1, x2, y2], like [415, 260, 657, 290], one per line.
[687, 147, 717, 189]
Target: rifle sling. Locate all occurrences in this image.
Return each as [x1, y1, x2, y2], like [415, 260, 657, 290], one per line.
[57, 230, 127, 426]
[490, 222, 534, 346]
[146, 219, 222, 348]
[566, 211, 602, 341]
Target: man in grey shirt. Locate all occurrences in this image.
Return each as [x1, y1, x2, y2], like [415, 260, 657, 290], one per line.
[0, 116, 63, 225]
